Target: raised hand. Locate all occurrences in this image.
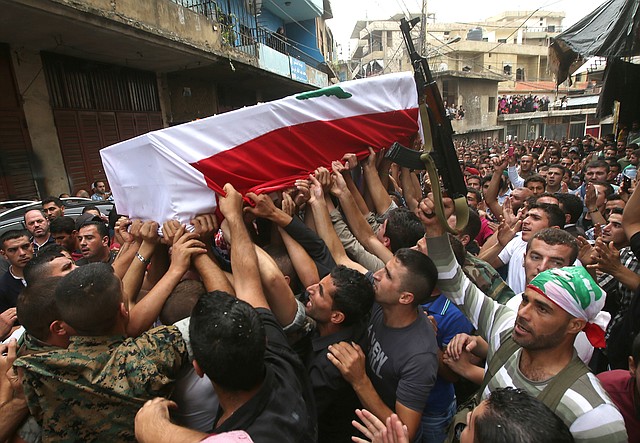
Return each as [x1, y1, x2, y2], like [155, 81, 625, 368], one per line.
[588, 238, 621, 275]
[576, 236, 596, 265]
[169, 226, 207, 273]
[327, 341, 366, 386]
[244, 192, 278, 220]
[502, 197, 518, 228]
[281, 192, 296, 217]
[161, 220, 181, 246]
[190, 214, 218, 244]
[314, 167, 332, 194]
[446, 333, 480, 361]
[139, 221, 160, 245]
[342, 153, 358, 170]
[115, 216, 133, 244]
[0, 308, 17, 340]
[308, 172, 325, 204]
[418, 193, 455, 237]
[496, 216, 521, 247]
[330, 168, 349, 197]
[293, 179, 311, 208]
[584, 183, 597, 212]
[217, 183, 244, 221]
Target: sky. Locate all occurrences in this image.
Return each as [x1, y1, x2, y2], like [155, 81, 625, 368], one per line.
[327, 0, 608, 59]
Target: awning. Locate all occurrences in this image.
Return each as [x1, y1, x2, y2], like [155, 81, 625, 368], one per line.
[567, 95, 600, 107]
[549, 0, 640, 85]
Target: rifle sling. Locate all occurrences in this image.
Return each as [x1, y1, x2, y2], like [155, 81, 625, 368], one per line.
[418, 102, 468, 234]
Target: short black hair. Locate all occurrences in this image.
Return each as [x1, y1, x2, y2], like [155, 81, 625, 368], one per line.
[586, 160, 609, 172]
[606, 194, 624, 203]
[330, 265, 374, 326]
[462, 208, 481, 241]
[535, 192, 559, 204]
[608, 207, 624, 217]
[467, 188, 482, 203]
[475, 387, 574, 443]
[524, 175, 546, 188]
[394, 248, 438, 305]
[0, 230, 30, 250]
[17, 276, 63, 342]
[527, 228, 578, 264]
[556, 193, 583, 224]
[54, 263, 122, 336]
[82, 204, 99, 214]
[190, 291, 266, 391]
[384, 207, 425, 253]
[23, 248, 66, 285]
[547, 164, 566, 175]
[528, 203, 566, 229]
[50, 216, 76, 235]
[78, 221, 110, 245]
[591, 181, 614, 198]
[42, 196, 64, 207]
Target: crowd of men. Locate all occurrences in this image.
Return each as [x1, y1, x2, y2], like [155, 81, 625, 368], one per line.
[0, 131, 639, 443]
[498, 94, 551, 114]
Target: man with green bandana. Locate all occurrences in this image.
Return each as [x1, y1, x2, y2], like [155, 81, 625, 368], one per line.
[420, 195, 627, 443]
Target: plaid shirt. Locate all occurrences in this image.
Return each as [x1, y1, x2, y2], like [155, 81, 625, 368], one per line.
[598, 246, 640, 338]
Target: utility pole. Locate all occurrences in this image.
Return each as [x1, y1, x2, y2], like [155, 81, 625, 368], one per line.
[419, 0, 427, 56]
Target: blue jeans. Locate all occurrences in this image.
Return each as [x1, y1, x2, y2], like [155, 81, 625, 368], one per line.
[421, 399, 457, 443]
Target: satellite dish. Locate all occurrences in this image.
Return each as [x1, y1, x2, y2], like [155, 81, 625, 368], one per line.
[438, 63, 448, 71]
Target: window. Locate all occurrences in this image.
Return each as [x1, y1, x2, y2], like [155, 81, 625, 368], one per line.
[488, 96, 496, 112]
[387, 31, 393, 48]
[498, 38, 507, 43]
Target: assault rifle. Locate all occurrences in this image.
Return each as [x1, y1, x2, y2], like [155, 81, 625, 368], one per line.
[389, 17, 468, 233]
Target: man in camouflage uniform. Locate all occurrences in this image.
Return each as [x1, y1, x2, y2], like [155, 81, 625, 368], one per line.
[14, 263, 189, 442]
[463, 253, 515, 303]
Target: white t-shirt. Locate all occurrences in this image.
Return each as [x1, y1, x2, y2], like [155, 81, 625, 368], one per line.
[498, 234, 527, 294]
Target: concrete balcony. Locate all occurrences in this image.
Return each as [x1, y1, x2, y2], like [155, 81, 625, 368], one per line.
[257, 43, 328, 88]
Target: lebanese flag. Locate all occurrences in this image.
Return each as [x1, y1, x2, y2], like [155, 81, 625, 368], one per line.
[101, 72, 419, 225]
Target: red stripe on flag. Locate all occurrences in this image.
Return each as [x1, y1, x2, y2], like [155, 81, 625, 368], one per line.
[191, 108, 419, 196]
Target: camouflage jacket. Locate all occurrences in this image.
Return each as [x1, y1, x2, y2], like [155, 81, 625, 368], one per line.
[463, 252, 516, 304]
[14, 325, 187, 442]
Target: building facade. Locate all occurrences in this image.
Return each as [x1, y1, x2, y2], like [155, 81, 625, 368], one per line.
[0, 0, 334, 199]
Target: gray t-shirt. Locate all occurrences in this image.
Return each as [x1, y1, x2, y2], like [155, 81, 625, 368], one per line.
[365, 304, 439, 412]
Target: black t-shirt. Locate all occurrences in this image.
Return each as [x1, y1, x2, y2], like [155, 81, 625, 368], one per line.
[0, 271, 24, 312]
[305, 323, 368, 443]
[630, 232, 640, 260]
[212, 309, 317, 443]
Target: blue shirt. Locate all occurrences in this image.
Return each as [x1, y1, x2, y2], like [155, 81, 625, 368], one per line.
[422, 294, 474, 414]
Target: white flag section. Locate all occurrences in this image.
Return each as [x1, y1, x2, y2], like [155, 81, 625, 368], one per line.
[101, 72, 419, 226]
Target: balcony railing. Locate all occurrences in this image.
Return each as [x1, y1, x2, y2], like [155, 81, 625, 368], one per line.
[171, 0, 323, 68]
[523, 25, 563, 33]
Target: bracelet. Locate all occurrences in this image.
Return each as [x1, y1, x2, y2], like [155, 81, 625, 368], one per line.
[135, 252, 151, 264]
[588, 208, 599, 214]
